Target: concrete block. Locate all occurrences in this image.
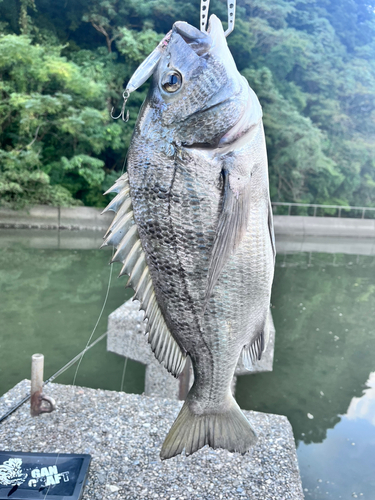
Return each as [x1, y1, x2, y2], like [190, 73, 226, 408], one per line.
[107, 300, 275, 399]
[0, 380, 304, 500]
[59, 206, 113, 231]
[274, 215, 305, 236]
[276, 235, 375, 256]
[274, 215, 375, 238]
[0, 205, 59, 229]
[107, 300, 180, 399]
[0, 228, 110, 250]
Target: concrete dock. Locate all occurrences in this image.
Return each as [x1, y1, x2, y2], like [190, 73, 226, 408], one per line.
[0, 380, 303, 500]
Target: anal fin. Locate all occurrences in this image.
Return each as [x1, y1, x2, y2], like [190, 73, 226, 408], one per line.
[242, 309, 271, 370]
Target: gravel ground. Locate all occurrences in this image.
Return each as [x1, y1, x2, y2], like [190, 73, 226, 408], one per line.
[0, 380, 304, 500]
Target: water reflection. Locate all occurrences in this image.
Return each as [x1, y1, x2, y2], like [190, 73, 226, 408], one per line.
[347, 372, 375, 425]
[236, 251, 375, 498]
[0, 242, 144, 397]
[1, 231, 375, 498]
[236, 252, 375, 444]
[299, 372, 375, 499]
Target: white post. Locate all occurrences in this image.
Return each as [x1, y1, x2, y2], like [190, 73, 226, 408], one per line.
[30, 353, 56, 417]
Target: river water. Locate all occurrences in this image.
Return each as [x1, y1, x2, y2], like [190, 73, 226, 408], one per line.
[0, 229, 374, 499]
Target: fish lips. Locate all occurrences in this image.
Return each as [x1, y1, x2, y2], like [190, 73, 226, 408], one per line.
[172, 15, 228, 57]
[173, 21, 213, 56]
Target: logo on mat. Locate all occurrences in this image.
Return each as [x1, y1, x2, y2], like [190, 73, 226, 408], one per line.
[0, 458, 28, 487]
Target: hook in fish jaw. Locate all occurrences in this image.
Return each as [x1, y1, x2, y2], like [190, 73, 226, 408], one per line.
[111, 89, 130, 122]
[200, 0, 236, 37]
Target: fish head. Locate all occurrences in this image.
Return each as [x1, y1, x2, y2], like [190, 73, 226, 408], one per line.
[129, 15, 262, 148]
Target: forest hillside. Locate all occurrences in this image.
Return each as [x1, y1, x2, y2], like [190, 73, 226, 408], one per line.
[0, 0, 374, 208]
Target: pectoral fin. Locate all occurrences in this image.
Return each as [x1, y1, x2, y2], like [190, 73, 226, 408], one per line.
[205, 162, 252, 303]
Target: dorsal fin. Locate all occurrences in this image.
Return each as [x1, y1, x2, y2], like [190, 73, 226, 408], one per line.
[102, 173, 186, 377]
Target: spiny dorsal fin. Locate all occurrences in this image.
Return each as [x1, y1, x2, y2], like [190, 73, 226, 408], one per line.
[102, 174, 186, 377]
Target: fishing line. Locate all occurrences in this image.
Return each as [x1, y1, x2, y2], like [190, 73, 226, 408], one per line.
[0, 247, 116, 423]
[101, 119, 133, 494]
[120, 357, 128, 393]
[0, 332, 109, 424]
[103, 353, 129, 494]
[72, 247, 114, 388]
[43, 451, 60, 500]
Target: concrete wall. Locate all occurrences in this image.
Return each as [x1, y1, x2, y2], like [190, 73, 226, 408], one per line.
[0, 205, 375, 238]
[0, 205, 113, 231]
[274, 215, 375, 238]
[2, 229, 375, 255]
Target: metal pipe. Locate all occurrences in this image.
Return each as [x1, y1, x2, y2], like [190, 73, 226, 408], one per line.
[31, 353, 44, 397]
[30, 353, 56, 417]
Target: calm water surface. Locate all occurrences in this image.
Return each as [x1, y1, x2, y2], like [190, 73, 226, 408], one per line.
[1, 230, 375, 499]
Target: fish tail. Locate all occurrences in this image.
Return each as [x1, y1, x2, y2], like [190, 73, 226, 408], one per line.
[160, 394, 257, 460]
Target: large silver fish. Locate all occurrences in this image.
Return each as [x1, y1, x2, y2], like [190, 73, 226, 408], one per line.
[102, 14, 275, 460]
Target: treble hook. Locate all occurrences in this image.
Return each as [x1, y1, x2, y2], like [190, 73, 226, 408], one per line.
[200, 0, 236, 37]
[111, 89, 130, 122]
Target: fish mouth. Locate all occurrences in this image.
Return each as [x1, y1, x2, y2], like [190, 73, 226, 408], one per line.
[173, 22, 213, 56]
[173, 15, 227, 57]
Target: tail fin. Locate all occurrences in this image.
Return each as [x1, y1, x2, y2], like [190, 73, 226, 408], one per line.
[160, 395, 257, 460]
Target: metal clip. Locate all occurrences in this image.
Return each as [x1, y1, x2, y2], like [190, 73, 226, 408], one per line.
[200, 0, 236, 37]
[225, 0, 236, 37]
[30, 392, 56, 417]
[200, 0, 211, 32]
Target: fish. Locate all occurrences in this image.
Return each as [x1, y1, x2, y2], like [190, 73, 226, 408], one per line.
[102, 14, 275, 460]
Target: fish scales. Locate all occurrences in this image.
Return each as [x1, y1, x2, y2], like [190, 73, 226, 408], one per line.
[103, 15, 275, 459]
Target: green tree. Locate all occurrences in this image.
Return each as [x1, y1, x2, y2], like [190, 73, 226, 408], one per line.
[0, 0, 374, 208]
[0, 35, 125, 207]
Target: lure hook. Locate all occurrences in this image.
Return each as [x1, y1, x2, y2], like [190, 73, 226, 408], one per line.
[200, 0, 236, 37]
[111, 89, 130, 122]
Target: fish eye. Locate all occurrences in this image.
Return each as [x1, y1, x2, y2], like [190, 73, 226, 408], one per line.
[161, 71, 182, 93]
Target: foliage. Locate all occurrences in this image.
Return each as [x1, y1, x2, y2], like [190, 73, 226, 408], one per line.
[0, 0, 374, 207]
[0, 34, 126, 207]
